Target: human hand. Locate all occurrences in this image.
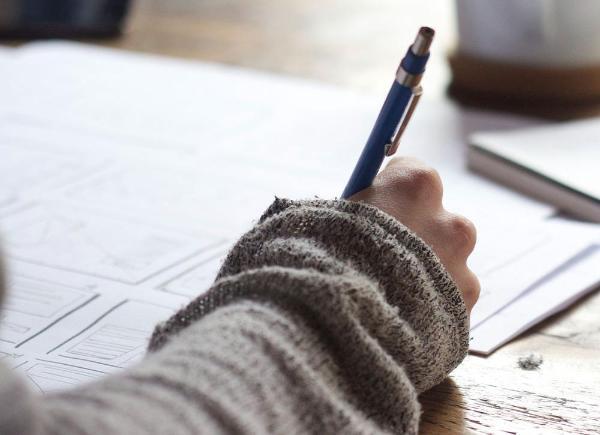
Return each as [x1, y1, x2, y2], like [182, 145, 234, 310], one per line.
[349, 157, 480, 313]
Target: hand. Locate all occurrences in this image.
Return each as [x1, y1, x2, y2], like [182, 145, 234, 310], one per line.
[349, 157, 480, 313]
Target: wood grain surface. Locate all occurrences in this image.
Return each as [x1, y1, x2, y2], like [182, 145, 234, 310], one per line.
[10, 0, 600, 433]
[100, 0, 456, 97]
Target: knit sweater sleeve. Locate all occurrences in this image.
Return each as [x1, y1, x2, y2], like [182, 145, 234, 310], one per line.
[1, 198, 469, 435]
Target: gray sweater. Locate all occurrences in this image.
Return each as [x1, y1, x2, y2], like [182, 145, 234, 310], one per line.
[0, 199, 469, 435]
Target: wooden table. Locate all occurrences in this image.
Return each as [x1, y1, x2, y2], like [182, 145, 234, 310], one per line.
[33, 0, 600, 432]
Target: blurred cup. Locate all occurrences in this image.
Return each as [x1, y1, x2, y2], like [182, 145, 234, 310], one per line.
[450, 0, 600, 119]
[456, 0, 600, 67]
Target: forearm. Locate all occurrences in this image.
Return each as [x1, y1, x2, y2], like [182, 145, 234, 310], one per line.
[146, 198, 469, 433]
[13, 198, 468, 435]
[152, 198, 469, 391]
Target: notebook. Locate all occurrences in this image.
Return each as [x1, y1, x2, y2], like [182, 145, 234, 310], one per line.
[468, 119, 600, 222]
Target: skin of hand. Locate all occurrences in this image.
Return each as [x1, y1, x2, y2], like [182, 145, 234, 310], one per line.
[349, 156, 480, 313]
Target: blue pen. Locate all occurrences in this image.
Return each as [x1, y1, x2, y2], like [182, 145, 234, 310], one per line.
[341, 27, 434, 199]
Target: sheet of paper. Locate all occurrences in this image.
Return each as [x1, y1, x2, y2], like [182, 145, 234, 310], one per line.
[470, 245, 600, 355]
[0, 42, 597, 392]
[3, 42, 555, 220]
[0, 274, 98, 346]
[0, 260, 189, 392]
[469, 219, 594, 328]
[1, 202, 223, 284]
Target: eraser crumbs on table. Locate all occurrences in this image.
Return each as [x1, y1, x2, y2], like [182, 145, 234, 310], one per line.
[517, 354, 544, 371]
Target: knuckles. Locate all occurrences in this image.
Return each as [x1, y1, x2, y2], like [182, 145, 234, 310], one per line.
[447, 215, 477, 255]
[382, 159, 480, 311]
[463, 270, 481, 309]
[388, 164, 443, 203]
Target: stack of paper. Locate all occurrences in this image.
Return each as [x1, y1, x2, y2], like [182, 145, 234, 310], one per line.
[0, 43, 598, 393]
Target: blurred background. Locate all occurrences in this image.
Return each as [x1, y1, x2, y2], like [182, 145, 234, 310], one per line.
[4, 0, 600, 118]
[105, 0, 455, 96]
[0, 0, 456, 97]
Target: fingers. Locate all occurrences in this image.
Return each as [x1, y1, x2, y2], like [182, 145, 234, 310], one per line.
[463, 269, 481, 313]
[435, 213, 479, 315]
[429, 207, 479, 313]
[437, 211, 477, 259]
[348, 156, 481, 313]
[378, 157, 444, 208]
[449, 266, 481, 314]
[381, 157, 480, 312]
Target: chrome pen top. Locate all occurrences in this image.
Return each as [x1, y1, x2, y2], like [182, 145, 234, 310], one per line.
[412, 26, 435, 56]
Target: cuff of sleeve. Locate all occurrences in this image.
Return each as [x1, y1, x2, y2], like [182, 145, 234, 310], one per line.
[149, 198, 469, 391]
[257, 198, 470, 387]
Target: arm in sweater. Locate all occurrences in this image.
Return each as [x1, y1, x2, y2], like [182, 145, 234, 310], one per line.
[0, 199, 469, 435]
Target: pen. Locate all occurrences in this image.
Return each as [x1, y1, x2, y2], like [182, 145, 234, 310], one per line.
[341, 27, 434, 199]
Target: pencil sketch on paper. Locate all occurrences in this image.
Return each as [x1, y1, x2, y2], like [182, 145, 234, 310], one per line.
[60, 164, 277, 232]
[64, 324, 148, 364]
[0, 275, 98, 346]
[49, 300, 174, 368]
[1, 204, 219, 284]
[161, 253, 226, 297]
[23, 360, 105, 394]
[0, 349, 27, 369]
[0, 138, 105, 199]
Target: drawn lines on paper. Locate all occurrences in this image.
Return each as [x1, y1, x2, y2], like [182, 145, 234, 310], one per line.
[1, 204, 221, 284]
[49, 300, 174, 368]
[0, 275, 98, 346]
[24, 360, 105, 394]
[65, 325, 148, 363]
[161, 252, 226, 298]
[0, 351, 15, 361]
[60, 165, 277, 231]
[0, 138, 106, 200]
[0, 190, 17, 209]
[0, 350, 27, 369]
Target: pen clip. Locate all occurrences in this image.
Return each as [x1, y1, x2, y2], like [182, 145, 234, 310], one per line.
[385, 86, 423, 157]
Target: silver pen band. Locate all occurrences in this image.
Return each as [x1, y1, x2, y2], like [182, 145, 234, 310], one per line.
[395, 68, 423, 89]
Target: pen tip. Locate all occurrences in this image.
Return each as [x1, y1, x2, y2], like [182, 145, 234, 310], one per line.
[413, 27, 435, 55]
[419, 26, 435, 38]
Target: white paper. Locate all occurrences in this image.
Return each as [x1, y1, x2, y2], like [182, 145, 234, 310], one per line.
[1, 203, 223, 284]
[0, 274, 98, 346]
[0, 260, 188, 392]
[18, 358, 107, 393]
[48, 299, 175, 368]
[470, 245, 600, 355]
[160, 252, 228, 298]
[469, 221, 593, 328]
